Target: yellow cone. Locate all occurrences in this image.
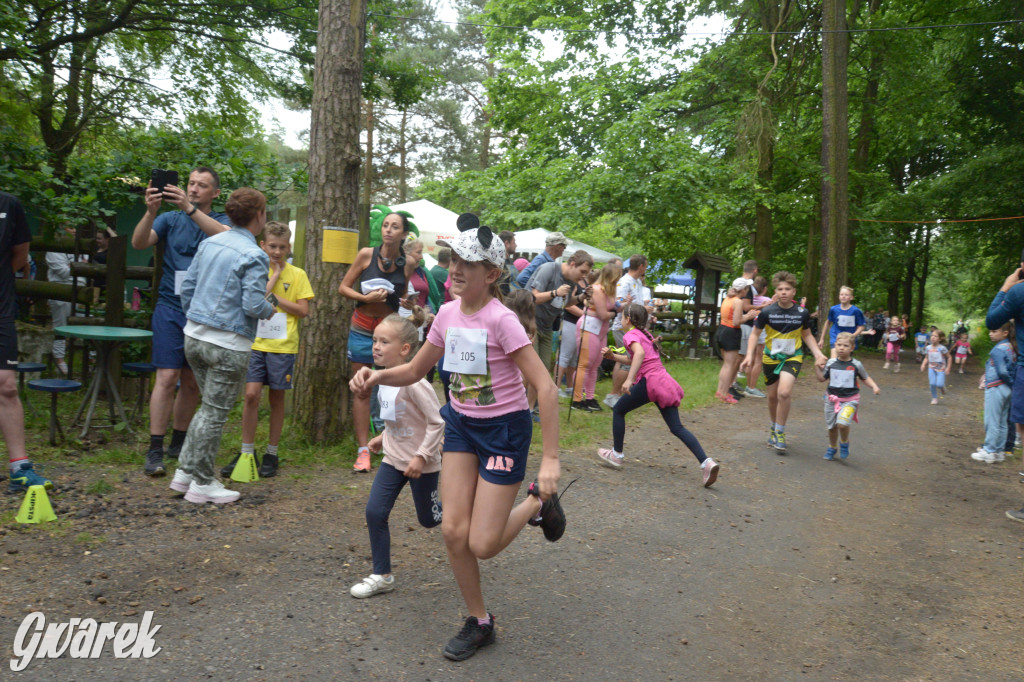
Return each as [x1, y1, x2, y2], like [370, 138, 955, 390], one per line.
[229, 452, 260, 483]
[15, 485, 57, 524]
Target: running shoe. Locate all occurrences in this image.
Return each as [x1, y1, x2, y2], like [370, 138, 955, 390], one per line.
[774, 431, 787, 453]
[7, 461, 54, 494]
[701, 457, 720, 487]
[558, 387, 572, 399]
[602, 394, 620, 408]
[259, 453, 279, 478]
[169, 468, 192, 493]
[824, 447, 837, 461]
[443, 614, 496, 661]
[526, 480, 567, 542]
[144, 447, 165, 477]
[838, 442, 850, 460]
[585, 398, 603, 412]
[767, 428, 778, 448]
[353, 448, 372, 472]
[350, 574, 395, 599]
[930, 398, 938, 405]
[971, 450, 1004, 463]
[571, 400, 590, 412]
[184, 479, 240, 504]
[596, 448, 623, 470]
[728, 386, 745, 400]
[1006, 508, 1024, 523]
[744, 387, 767, 398]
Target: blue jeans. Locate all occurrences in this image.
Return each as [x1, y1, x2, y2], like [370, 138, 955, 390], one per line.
[983, 384, 1012, 453]
[928, 368, 946, 398]
[365, 462, 441, 575]
[612, 377, 707, 463]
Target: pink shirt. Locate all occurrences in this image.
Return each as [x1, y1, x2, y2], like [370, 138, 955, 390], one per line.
[379, 378, 444, 473]
[427, 297, 532, 417]
[624, 328, 684, 408]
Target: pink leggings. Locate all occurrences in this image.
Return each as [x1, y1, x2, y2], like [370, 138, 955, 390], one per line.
[573, 330, 604, 401]
[885, 342, 902, 362]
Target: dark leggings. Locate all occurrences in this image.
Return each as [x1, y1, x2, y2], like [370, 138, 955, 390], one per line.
[613, 377, 707, 463]
[365, 462, 442, 575]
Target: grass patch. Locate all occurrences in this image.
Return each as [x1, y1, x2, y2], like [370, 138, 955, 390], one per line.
[84, 478, 115, 496]
[534, 357, 727, 454]
[74, 531, 107, 549]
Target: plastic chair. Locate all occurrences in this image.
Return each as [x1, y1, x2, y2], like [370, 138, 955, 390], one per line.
[122, 362, 157, 424]
[28, 379, 83, 445]
[16, 362, 47, 417]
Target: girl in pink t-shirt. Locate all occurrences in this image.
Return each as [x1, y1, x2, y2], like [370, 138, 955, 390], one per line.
[597, 304, 719, 487]
[350, 224, 563, 661]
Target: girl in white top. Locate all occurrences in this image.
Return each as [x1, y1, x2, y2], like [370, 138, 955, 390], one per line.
[350, 223, 563, 662]
[350, 307, 444, 600]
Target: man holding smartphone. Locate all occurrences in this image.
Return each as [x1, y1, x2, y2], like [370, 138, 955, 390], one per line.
[131, 167, 231, 476]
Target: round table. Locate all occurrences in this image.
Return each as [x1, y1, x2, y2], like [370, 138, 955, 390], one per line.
[54, 326, 154, 437]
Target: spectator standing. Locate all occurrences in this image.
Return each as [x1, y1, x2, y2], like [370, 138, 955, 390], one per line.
[984, 256, 1024, 522]
[605, 255, 650, 407]
[526, 250, 594, 387]
[1, 192, 54, 492]
[169, 188, 276, 504]
[515, 232, 568, 288]
[131, 167, 231, 476]
[45, 227, 86, 375]
[430, 248, 450, 294]
[499, 231, 518, 294]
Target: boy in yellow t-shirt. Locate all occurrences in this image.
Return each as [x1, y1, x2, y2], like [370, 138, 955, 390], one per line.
[223, 221, 314, 478]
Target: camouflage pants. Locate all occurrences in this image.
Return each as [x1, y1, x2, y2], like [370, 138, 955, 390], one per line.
[179, 336, 250, 485]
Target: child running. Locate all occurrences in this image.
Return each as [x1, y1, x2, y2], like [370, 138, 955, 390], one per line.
[814, 332, 881, 461]
[350, 308, 444, 599]
[914, 326, 930, 363]
[818, 285, 871, 358]
[921, 330, 951, 405]
[883, 316, 906, 372]
[739, 271, 827, 454]
[596, 304, 719, 485]
[350, 224, 563, 662]
[952, 332, 973, 373]
[971, 322, 1016, 463]
[225, 221, 314, 478]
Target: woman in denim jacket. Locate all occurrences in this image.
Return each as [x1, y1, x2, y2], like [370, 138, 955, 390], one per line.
[173, 188, 277, 504]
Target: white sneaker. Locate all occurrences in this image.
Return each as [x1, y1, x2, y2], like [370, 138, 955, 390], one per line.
[701, 458, 720, 487]
[558, 387, 572, 399]
[883, 362, 890, 370]
[894, 364, 900, 373]
[184, 479, 240, 504]
[596, 448, 623, 470]
[603, 394, 620, 408]
[169, 468, 193, 492]
[971, 450, 1003, 463]
[350, 574, 395, 598]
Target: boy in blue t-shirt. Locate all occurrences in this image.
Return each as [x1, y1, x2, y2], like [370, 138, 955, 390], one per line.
[818, 286, 871, 358]
[914, 326, 930, 362]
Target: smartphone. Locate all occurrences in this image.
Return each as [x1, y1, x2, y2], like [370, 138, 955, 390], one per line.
[149, 169, 179, 196]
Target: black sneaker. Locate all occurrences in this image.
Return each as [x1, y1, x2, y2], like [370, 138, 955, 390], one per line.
[259, 453, 279, 478]
[165, 442, 182, 460]
[144, 448, 165, 477]
[443, 614, 496, 661]
[570, 400, 589, 411]
[526, 480, 566, 541]
[728, 386, 745, 400]
[585, 398, 603, 412]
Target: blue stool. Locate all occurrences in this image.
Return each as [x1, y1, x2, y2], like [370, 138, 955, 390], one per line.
[16, 362, 47, 417]
[28, 379, 83, 445]
[122, 362, 157, 424]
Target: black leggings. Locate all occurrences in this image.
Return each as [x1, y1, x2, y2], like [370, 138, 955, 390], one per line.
[613, 377, 707, 463]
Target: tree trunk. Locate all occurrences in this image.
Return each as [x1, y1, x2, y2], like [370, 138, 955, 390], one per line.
[294, 0, 367, 442]
[804, 209, 821, 312]
[818, 0, 850, 316]
[399, 110, 408, 203]
[362, 97, 374, 209]
[913, 227, 931, 330]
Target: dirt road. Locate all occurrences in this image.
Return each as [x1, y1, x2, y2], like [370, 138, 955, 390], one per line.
[2, 352, 1022, 680]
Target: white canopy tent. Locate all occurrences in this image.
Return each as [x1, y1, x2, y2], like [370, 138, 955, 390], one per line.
[390, 199, 461, 257]
[511, 227, 620, 264]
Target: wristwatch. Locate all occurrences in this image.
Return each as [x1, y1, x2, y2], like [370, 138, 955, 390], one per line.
[265, 292, 279, 308]
[187, 205, 198, 217]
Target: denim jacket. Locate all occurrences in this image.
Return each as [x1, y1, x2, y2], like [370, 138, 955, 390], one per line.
[985, 339, 1016, 389]
[180, 227, 275, 340]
